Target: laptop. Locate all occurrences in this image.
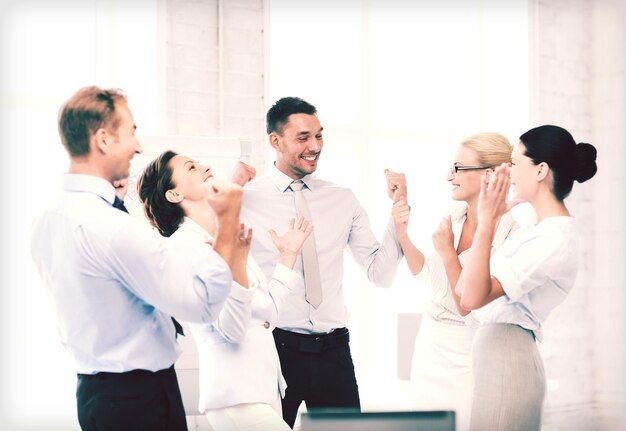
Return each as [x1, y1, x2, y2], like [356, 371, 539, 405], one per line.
[300, 410, 455, 431]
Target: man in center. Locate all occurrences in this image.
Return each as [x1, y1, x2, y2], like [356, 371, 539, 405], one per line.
[240, 97, 404, 427]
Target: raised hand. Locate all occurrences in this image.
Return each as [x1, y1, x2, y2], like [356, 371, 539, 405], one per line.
[229, 223, 252, 288]
[384, 169, 407, 203]
[432, 216, 455, 260]
[234, 223, 253, 259]
[230, 161, 257, 186]
[269, 217, 314, 269]
[204, 178, 243, 220]
[477, 164, 521, 228]
[206, 179, 244, 269]
[391, 198, 410, 238]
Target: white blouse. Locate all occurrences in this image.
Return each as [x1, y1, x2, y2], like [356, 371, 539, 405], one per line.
[168, 218, 300, 411]
[473, 216, 578, 342]
[416, 202, 518, 325]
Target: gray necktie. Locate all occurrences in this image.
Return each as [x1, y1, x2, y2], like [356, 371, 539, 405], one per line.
[290, 180, 322, 308]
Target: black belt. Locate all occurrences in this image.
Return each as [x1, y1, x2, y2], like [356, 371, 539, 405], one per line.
[78, 365, 176, 381]
[273, 327, 350, 354]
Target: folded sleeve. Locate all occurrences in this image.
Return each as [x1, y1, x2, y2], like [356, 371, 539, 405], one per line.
[211, 281, 257, 343]
[267, 263, 300, 316]
[490, 233, 569, 302]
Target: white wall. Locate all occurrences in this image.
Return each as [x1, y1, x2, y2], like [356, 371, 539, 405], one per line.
[165, 0, 267, 171]
[589, 0, 626, 425]
[529, 0, 626, 429]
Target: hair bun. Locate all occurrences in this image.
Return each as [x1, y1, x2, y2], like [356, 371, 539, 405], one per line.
[574, 142, 598, 183]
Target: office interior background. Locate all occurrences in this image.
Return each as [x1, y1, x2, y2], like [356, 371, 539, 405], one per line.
[0, 0, 624, 429]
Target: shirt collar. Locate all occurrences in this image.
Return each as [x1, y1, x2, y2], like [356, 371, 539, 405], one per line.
[62, 173, 117, 205]
[179, 217, 215, 243]
[449, 201, 469, 223]
[269, 162, 316, 192]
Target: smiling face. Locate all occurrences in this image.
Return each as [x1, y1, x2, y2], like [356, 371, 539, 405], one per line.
[107, 101, 142, 181]
[271, 113, 323, 179]
[510, 142, 539, 203]
[447, 145, 488, 203]
[166, 155, 213, 207]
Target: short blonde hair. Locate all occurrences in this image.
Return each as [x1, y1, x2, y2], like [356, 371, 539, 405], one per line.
[461, 132, 512, 167]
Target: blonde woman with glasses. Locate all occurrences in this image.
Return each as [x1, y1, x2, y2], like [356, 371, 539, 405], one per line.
[386, 132, 518, 431]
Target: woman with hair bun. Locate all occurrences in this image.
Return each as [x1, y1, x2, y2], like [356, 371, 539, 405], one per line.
[454, 125, 598, 431]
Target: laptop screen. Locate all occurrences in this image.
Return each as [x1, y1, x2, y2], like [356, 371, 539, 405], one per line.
[300, 410, 455, 431]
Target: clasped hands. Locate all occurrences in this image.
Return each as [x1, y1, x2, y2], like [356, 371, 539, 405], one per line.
[477, 163, 522, 227]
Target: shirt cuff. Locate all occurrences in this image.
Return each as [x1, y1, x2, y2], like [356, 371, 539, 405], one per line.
[272, 263, 300, 290]
[229, 279, 258, 302]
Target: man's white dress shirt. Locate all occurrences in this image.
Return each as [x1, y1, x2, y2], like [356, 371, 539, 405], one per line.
[241, 165, 403, 334]
[30, 174, 233, 374]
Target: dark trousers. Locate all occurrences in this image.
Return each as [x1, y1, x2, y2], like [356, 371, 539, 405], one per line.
[76, 366, 187, 431]
[273, 327, 361, 428]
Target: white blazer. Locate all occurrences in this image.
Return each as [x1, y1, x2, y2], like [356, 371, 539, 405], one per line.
[169, 218, 299, 412]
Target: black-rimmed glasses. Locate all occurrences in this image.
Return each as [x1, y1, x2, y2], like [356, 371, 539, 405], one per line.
[449, 165, 491, 175]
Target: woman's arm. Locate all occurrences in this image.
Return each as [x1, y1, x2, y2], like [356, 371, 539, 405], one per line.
[432, 216, 470, 316]
[455, 224, 504, 310]
[267, 217, 312, 314]
[212, 224, 255, 342]
[211, 281, 256, 343]
[229, 223, 252, 288]
[456, 166, 515, 309]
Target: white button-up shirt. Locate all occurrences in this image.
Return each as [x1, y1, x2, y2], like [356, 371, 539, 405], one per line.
[416, 202, 518, 326]
[241, 164, 403, 334]
[30, 174, 233, 374]
[473, 216, 579, 341]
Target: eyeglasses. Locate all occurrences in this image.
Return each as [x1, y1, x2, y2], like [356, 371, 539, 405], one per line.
[449, 165, 491, 175]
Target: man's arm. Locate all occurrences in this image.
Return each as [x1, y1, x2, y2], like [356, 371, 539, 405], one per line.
[230, 161, 257, 186]
[109, 220, 233, 324]
[347, 198, 404, 289]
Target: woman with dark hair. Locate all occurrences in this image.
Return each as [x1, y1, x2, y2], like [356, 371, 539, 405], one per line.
[138, 150, 312, 431]
[454, 125, 598, 430]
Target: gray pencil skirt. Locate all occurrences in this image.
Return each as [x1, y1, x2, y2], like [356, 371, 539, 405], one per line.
[470, 323, 546, 431]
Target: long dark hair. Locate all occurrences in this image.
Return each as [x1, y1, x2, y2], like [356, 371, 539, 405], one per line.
[137, 150, 184, 237]
[520, 125, 597, 201]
